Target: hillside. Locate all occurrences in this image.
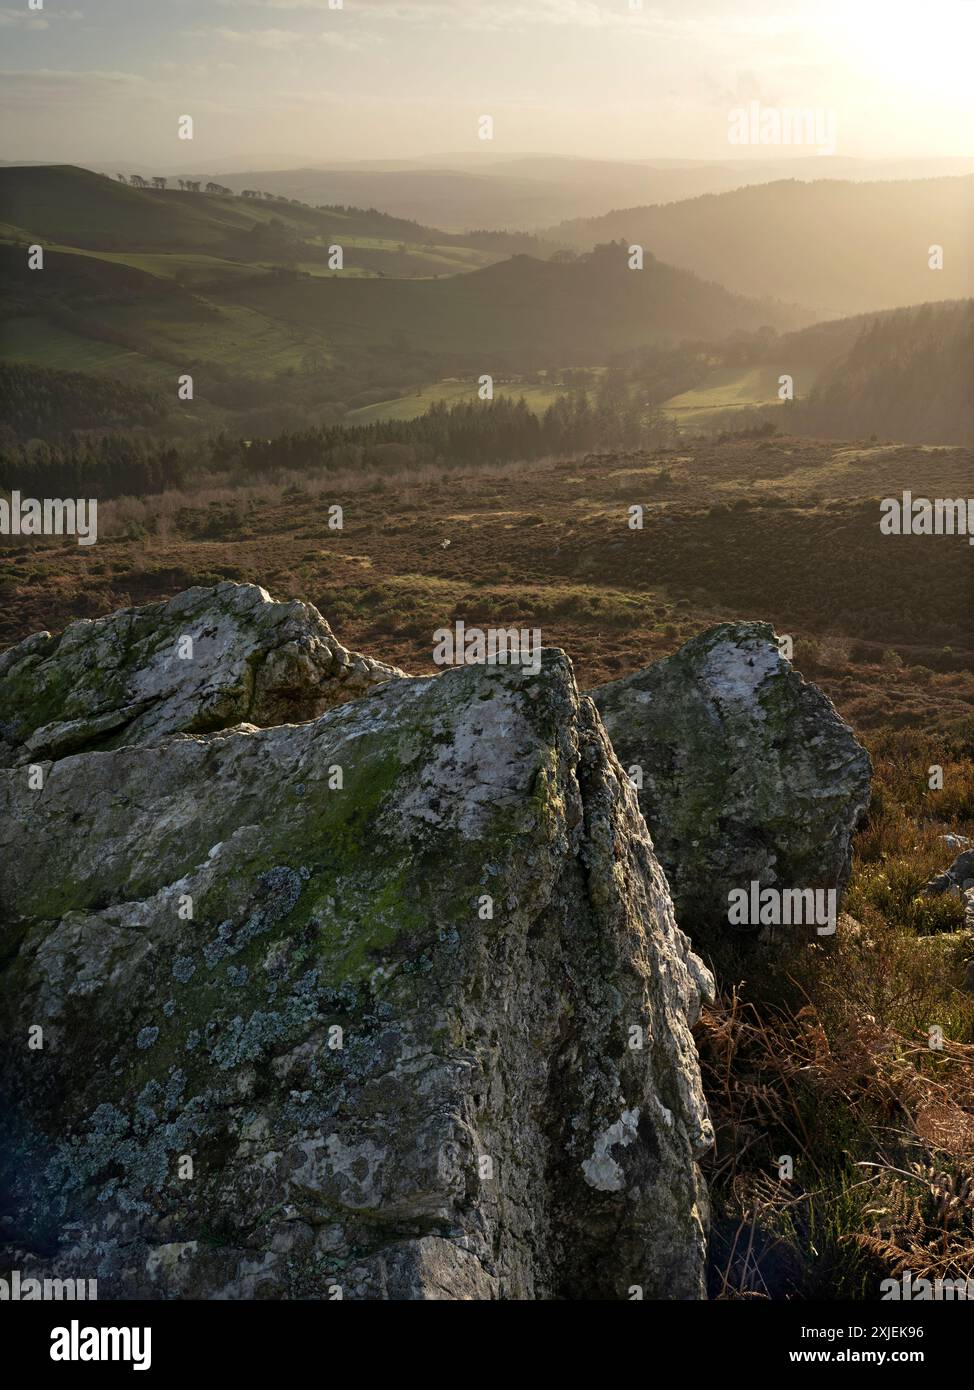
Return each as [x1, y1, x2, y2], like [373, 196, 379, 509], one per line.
[795, 298, 974, 445]
[170, 158, 758, 233]
[0, 168, 806, 437]
[547, 177, 974, 318]
[0, 165, 514, 276]
[213, 244, 803, 364]
[652, 299, 974, 441]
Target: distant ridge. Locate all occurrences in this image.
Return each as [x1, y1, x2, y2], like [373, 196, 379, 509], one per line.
[545, 177, 974, 316]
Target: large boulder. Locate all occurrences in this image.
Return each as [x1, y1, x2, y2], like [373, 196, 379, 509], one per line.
[589, 622, 872, 938]
[0, 581, 403, 767]
[0, 632, 714, 1299]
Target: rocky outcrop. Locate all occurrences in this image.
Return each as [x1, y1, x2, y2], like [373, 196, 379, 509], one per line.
[589, 622, 872, 938]
[0, 601, 714, 1300]
[0, 581, 404, 767]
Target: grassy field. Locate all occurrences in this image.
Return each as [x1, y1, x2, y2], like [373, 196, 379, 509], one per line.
[662, 362, 824, 427]
[346, 378, 570, 422]
[72, 248, 275, 285]
[0, 314, 155, 374]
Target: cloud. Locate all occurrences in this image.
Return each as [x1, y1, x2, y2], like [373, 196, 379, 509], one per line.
[0, 67, 150, 109]
[0, 5, 83, 26]
[319, 30, 368, 51]
[216, 0, 340, 9]
[352, 1, 622, 28]
[215, 0, 669, 30]
[190, 26, 305, 51]
[187, 23, 369, 53]
[216, 0, 342, 9]
[0, 9, 47, 28]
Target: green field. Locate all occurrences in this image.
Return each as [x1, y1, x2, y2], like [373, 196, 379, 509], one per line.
[346, 379, 570, 423]
[74, 249, 271, 285]
[0, 315, 155, 375]
[662, 362, 823, 427]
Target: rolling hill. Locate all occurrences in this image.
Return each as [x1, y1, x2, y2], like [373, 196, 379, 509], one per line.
[547, 177, 974, 318]
[15, 163, 962, 446]
[157, 154, 974, 234]
[210, 243, 804, 363]
[0, 165, 808, 436]
[795, 298, 974, 445]
[0, 165, 520, 277]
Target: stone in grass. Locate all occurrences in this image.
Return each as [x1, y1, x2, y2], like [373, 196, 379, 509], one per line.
[589, 621, 872, 938]
[924, 849, 974, 896]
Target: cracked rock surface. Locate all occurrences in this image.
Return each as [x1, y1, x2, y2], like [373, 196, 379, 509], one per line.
[0, 581, 404, 767]
[0, 593, 713, 1300]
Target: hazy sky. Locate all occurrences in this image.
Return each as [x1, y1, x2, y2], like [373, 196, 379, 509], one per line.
[1, 0, 972, 168]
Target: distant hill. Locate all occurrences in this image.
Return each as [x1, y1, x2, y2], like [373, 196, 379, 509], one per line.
[0, 167, 806, 424]
[0, 165, 529, 274]
[0, 165, 254, 252]
[546, 178, 974, 318]
[154, 154, 974, 233]
[168, 159, 754, 234]
[210, 242, 805, 364]
[794, 299, 974, 445]
[653, 299, 974, 444]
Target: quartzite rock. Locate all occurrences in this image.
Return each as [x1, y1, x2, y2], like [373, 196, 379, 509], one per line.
[0, 581, 404, 767]
[0, 636, 714, 1300]
[589, 622, 872, 937]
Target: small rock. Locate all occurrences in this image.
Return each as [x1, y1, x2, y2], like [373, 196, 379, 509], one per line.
[925, 849, 974, 897]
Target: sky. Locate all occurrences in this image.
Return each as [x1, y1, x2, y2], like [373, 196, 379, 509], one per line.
[1, 0, 972, 169]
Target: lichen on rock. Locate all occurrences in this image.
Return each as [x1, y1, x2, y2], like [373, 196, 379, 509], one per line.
[589, 621, 872, 938]
[0, 600, 714, 1301]
[0, 580, 404, 767]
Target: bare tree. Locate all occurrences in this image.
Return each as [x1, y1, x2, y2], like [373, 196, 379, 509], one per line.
[116, 173, 128, 185]
[130, 174, 147, 188]
[152, 176, 167, 191]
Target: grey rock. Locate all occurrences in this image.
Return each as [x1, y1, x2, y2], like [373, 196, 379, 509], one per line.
[0, 638, 713, 1300]
[589, 622, 872, 937]
[0, 581, 404, 766]
[924, 849, 974, 896]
